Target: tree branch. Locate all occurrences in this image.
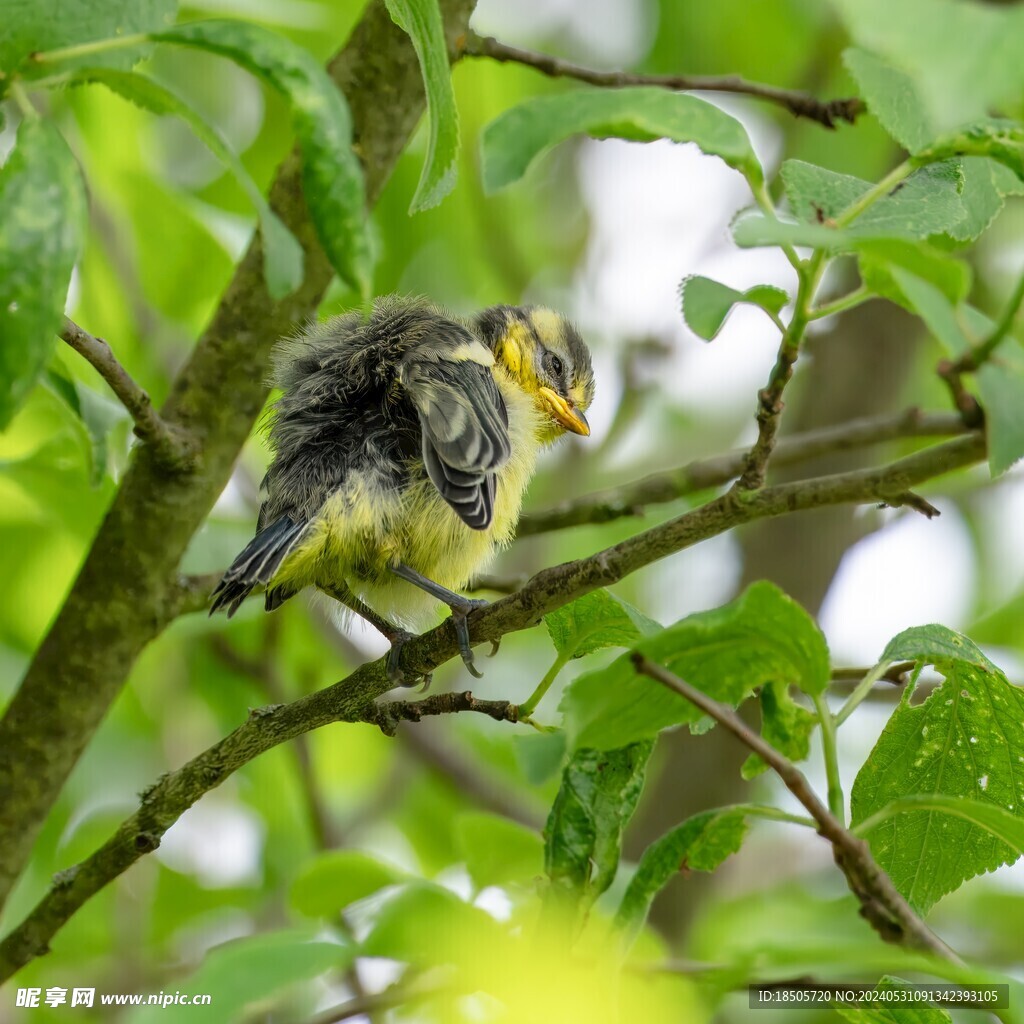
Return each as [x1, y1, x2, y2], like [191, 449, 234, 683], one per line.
[460, 31, 864, 129]
[632, 655, 961, 961]
[517, 409, 964, 536]
[0, 0, 479, 913]
[58, 317, 196, 468]
[0, 430, 985, 980]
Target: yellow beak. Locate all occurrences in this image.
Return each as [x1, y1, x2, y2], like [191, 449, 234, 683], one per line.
[538, 386, 590, 436]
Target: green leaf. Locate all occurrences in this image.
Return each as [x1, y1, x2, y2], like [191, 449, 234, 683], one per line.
[834, 0, 1024, 134]
[560, 582, 829, 751]
[843, 48, 933, 154]
[544, 741, 653, 920]
[155, 20, 370, 294]
[481, 87, 763, 194]
[42, 366, 129, 485]
[0, 0, 175, 76]
[513, 730, 567, 786]
[881, 624, 993, 670]
[544, 589, 659, 661]
[681, 276, 788, 342]
[856, 794, 1024, 857]
[780, 159, 964, 239]
[383, 0, 459, 212]
[72, 67, 303, 299]
[961, 305, 1024, 476]
[0, 119, 87, 429]
[289, 850, 406, 918]
[946, 157, 1007, 243]
[742, 679, 817, 780]
[836, 976, 953, 1023]
[732, 212, 852, 250]
[852, 626, 1024, 913]
[361, 882, 506, 965]
[859, 239, 971, 309]
[134, 929, 349, 1024]
[915, 120, 1024, 184]
[455, 812, 544, 889]
[613, 806, 751, 947]
[886, 268, 972, 352]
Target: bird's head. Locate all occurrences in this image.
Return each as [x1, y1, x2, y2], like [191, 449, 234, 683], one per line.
[475, 305, 595, 442]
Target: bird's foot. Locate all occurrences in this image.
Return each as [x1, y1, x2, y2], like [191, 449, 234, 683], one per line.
[385, 630, 432, 690]
[447, 598, 489, 678]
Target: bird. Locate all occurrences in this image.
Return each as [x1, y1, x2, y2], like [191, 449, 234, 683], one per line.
[210, 296, 595, 682]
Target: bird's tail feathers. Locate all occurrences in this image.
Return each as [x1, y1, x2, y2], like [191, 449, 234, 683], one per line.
[210, 516, 308, 618]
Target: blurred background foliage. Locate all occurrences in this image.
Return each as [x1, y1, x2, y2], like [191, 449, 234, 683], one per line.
[2, 0, 1024, 1021]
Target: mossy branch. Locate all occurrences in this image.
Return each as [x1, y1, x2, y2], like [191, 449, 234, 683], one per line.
[0, 430, 985, 980]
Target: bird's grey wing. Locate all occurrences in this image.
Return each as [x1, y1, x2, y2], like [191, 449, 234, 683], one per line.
[400, 339, 511, 530]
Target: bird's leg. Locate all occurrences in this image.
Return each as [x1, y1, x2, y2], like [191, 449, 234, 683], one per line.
[390, 563, 488, 678]
[318, 583, 427, 688]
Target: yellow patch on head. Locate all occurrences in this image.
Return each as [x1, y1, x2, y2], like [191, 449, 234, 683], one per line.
[496, 322, 535, 385]
[527, 308, 564, 346]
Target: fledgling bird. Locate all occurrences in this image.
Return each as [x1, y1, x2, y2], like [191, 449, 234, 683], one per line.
[210, 296, 594, 681]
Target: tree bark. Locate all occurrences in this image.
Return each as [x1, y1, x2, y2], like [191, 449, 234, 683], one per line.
[0, 0, 478, 911]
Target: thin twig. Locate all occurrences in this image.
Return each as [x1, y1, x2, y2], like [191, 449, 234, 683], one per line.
[370, 691, 520, 734]
[517, 409, 965, 536]
[58, 318, 195, 469]
[0, 431, 985, 980]
[461, 32, 864, 129]
[632, 655, 961, 962]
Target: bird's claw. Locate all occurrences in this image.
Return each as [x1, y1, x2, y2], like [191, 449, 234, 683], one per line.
[385, 629, 431, 689]
[449, 598, 488, 678]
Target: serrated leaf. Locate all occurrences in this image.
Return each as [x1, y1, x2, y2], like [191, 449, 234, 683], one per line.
[155, 20, 370, 294]
[613, 806, 751, 947]
[858, 239, 970, 308]
[843, 48, 933, 154]
[544, 741, 653, 922]
[881, 624, 993, 671]
[544, 589, 659, 662]
[481, 87, 762, 194]
[289, 850, 406, 918]
[915, 120, 1024, 184]
[852, 627, 1024, 913]
[361, 882, 505, 964]
[742, 679, 817, 780]
[681, 276, 788, 342]
[0, 0, 175, 77]
[836, 976, 953, 1023]
[0, 119, 86, 429]
[560, 582, 829, 752]
[856, 795, 1024, 857]
[384, 0, 459, 212]
[455, 812, 544, 890]
[780, 160, 964, 239]
[72, 67, 303, 299]
[946, 158, 1006, 243]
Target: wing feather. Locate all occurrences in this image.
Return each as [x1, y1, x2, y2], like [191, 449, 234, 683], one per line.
[401, 336, 511, 530]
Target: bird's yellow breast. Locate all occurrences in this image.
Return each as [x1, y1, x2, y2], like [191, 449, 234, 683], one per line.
[273, 368, 544, 627]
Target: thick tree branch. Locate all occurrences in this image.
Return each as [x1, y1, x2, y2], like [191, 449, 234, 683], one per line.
[461, 31, 864, 129]
[517, 409, 964, 536]
[0, 431, 985, 979]
[59, 317, 196, 468]
[632, 655, 961, 961]
[0, 0, 479, 912]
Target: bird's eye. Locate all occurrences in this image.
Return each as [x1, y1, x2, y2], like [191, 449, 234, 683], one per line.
[550, 354, 564, 377]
